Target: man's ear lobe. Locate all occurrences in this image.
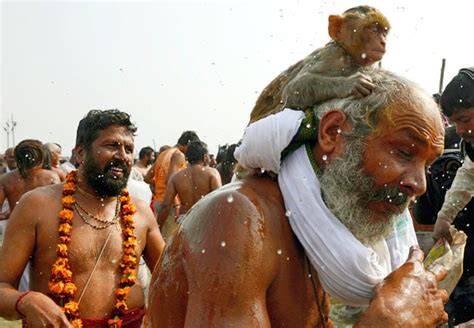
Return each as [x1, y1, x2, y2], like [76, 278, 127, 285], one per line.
[318, 109, 350, 154]
[75, 145, 85, 164]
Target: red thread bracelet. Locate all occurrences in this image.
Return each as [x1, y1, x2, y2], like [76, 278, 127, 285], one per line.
[14, 291, 31, 317]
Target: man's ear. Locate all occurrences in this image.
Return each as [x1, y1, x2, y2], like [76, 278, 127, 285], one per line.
[317, 109, 351, 157]
[75, 145, 85, 165]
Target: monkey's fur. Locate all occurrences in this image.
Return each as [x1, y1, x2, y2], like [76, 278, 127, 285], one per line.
[249, 6, 390, 123]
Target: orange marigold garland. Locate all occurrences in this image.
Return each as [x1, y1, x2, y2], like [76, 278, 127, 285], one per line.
[48, 170, 138, 328]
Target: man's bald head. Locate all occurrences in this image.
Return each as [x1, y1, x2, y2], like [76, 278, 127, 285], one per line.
[4, 147, 16, 170]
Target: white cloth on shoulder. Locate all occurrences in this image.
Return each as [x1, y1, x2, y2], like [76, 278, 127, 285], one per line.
[235, 109, 417, 306]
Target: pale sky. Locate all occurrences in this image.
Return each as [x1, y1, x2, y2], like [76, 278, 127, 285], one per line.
[1, 0, 472, 157]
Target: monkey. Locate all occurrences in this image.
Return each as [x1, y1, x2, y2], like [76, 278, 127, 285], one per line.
[249, 5, 390, 123]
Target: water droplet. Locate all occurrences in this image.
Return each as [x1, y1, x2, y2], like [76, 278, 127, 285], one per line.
[306, 123, 311, 128]
[277, 249, 282, 255]
[285, 210, 291, 217]
[201, 249, 206, 253]
[227, 195, 234, 203]
[353, 29, 357, 33]
[336, 128, 342, 134]
[361, 53, 367, 59]
[221, 241, 226, 247]
[322, 154, 328, 161]
[260, 168, 265, 173]
[286, 257, 290, 261]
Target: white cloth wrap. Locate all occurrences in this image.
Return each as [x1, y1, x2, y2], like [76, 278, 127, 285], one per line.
[235, 109, 417, 306]
[234, 109, 305, 173]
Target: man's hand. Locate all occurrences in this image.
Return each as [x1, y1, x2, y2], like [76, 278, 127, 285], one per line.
[356, 246, 448, 328]
[433, 217, 456, 244]
[18, 291, 73, 327]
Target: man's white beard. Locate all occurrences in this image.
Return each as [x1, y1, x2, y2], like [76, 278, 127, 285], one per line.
[318, 136, 409, 245]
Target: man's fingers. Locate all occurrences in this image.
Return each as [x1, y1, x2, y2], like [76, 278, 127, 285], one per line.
[429, 264, 447, 282]
[406, 245, 424, 263]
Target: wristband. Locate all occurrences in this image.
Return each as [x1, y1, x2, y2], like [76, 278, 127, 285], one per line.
[14, 291, 31, 317]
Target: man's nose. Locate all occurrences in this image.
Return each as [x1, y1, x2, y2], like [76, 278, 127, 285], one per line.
[114, 146, 128, 160]
[399, 166, 427, 197]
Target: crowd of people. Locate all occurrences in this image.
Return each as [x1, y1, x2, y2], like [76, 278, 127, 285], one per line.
[0, 5, 473, 328]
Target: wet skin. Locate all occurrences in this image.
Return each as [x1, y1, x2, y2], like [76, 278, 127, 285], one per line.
[0, 125, 165, 325]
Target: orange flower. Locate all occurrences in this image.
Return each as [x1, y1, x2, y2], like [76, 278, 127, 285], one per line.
[122, 215, 134, 224]
[108, 317, 123, 327]
[122, 254, 137, 265]
[114, 300, 128, 311]
[57, 243, 68, 257]
[64, 282, 78, 296]
[62, 195, 76, 207]
[59, 223, 72, 234]
[59, 209, 74, 222]
[114, 287, 131, 299]
[122, 227, 134, 237]
[121, 266, 136, 276]
[63, 182, 76, 193]
[71, 318, 83, 328]
[123, 236, 137, 248]
[122, 203, 136, 215]
[63, 301, 79, 315]
[49, 281, 65, 294]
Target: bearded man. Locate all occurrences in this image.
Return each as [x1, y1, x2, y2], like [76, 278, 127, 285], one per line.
[0, 109, 164, 327]
[148, 69, 449, 327]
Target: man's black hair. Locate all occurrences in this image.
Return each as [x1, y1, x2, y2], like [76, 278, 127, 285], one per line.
[440, 67, 474, 117]
[177, 131, 200, 146]
[139, 146, 154, 160]
[76, 109, 137, 150]
[186, 140, 208, 165]
[14, 139, 44, 179]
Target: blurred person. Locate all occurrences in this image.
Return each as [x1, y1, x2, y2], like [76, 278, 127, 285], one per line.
[60, 149, 79, 174]
[45, 143, 66, 181]
[0, 148, 16, 175]
[132, 147, 155, 181]
[157, 140, 221, 227]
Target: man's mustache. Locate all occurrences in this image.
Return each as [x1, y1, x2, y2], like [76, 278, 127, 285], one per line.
[369, 186, 409, 207]
[104, 160, 129, 175]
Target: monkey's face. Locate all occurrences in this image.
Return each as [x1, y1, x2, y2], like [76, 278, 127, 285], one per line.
[351, 22, 388, 66]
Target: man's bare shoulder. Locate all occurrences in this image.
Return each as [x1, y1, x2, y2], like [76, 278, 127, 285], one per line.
[0, 170, 20, 184]
[20, 183, 63, 204]
[179, 175, 285, 241]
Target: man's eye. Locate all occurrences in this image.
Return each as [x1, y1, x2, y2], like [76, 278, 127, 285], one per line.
[397, 149, 412, 158]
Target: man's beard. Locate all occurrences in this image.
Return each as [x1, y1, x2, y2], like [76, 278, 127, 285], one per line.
[83, 154, 130, 197]
[317, 136, 410, 245]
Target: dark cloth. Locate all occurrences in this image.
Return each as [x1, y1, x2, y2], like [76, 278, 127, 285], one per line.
[22, 307, 145, 328]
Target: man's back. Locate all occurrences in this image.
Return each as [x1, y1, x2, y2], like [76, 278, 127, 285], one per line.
[1, 169, 60, 210]
[153, 147, 181, 202]
[171, 164, 221, 214]
[148, 175, 329, 327]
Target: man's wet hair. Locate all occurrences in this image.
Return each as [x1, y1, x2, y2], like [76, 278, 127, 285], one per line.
[186, 140, 208, 164]
[139, 146, 154, 160]
[76, 109, 137, 150]
[177, 131, 200, 146]
[14, 139, 44, 179]
[440, 67, 474, 117]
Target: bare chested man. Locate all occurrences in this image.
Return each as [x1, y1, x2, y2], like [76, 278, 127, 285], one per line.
[0, 109, 164, 327]
[157, 140, 222, 226]
[0, 139, 60, 221]
[132, 146, 155, 180]
[148, 70, 449, 327]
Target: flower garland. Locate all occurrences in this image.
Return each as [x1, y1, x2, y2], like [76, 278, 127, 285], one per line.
[48, 170, 138, 328]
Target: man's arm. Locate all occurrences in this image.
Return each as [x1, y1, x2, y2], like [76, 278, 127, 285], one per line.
[167, 151, 185, 184]
[0, 180, 9, 221]
[136, 199, 165, 272]
[156, 176, 178, 226]
[210, 168, 222, 191]
[434, 156, 474, 241]
[0, 191, 71, 325]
